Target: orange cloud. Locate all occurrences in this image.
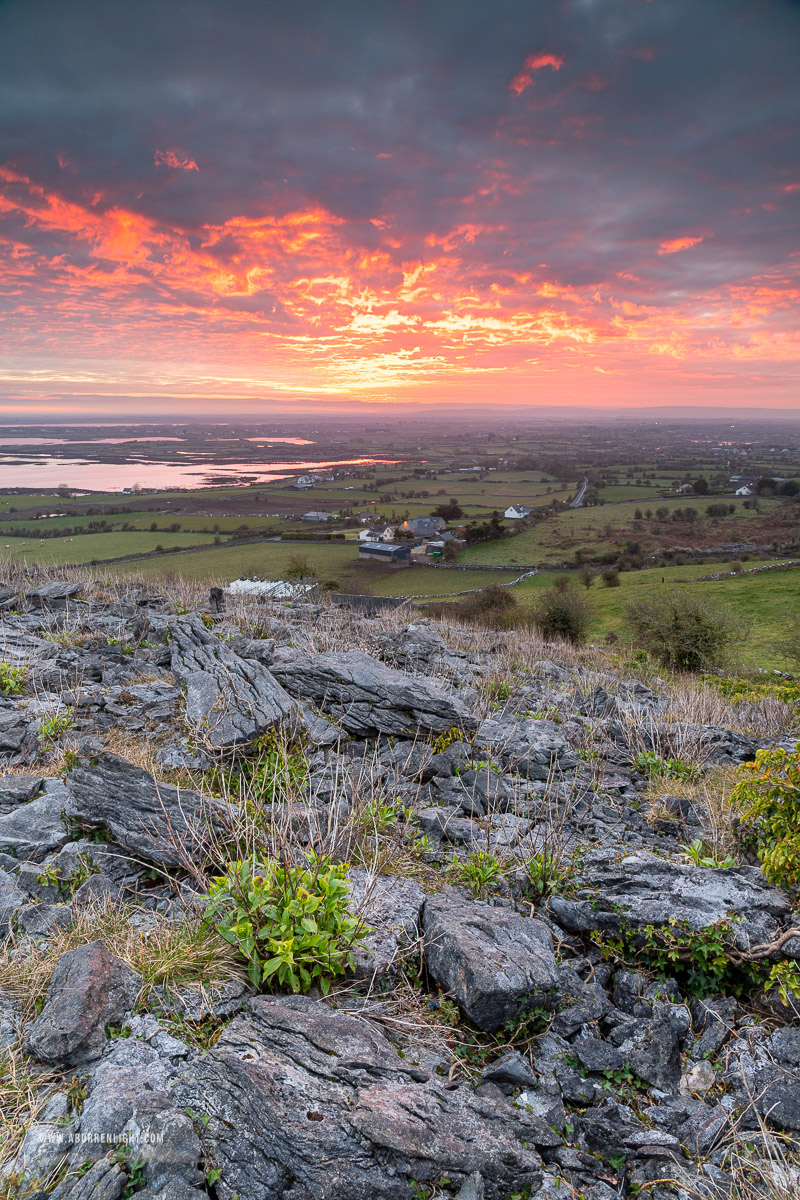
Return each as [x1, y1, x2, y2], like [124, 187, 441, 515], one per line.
[154, 149, 199, 171]
[510, 52, 563, 96]
[0, 166, 798, 408]
[657, 235, 704, 255]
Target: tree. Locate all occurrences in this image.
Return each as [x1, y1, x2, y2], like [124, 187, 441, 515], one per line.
[625, 590, 743, 672]
[433, 499, 464, 520]
[692, 478, 709, 495]
[578, 565, 595, 589]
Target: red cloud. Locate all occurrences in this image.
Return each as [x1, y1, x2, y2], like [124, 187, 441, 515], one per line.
[154, 149, 199, 171]
[510, 52, 563, 96]
[657, 235, 704, 255]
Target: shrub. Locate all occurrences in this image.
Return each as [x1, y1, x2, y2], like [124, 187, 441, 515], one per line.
[285, 554, 318, 583]
[578, 565, 595, 589]
[624, 590, 743, 672]
[600, 568, 620, 588]
[444, 583, 518, 628]
[530, 583, 592, 645]
[732, 742, 800, 889]
[776, 612, 800, 670]
[205, 853, 369, 993]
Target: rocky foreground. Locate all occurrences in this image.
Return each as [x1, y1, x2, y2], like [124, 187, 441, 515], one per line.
[0, 577, 799, 1200]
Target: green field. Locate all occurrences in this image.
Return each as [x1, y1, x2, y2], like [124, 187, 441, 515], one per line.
[111, 540, 358, 583]
[0, 530, 219, 565]
[442, 561, 800, 672]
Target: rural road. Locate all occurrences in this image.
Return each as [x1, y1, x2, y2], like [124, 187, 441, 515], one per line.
[569, 476, 590, 508]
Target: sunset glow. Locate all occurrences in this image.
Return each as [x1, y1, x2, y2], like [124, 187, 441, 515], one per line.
[1, 0, 798, 416]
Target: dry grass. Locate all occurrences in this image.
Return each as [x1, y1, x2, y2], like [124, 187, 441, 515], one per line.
[0, 899, 247, 1024]
[0, 1046, 60, 1186]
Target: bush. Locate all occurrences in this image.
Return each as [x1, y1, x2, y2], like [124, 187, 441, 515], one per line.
[600, 568, 620, 588]
[459, 584, 516, 623]
[624, 590, 743, 672]
[531, 583, 592, 645]
[776, 612, 800, 670]
[732, 742, 800, 889]
[206, 853, 369, 993]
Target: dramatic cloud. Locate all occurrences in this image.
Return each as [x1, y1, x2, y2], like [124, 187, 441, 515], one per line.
[0, 0, 798, 414]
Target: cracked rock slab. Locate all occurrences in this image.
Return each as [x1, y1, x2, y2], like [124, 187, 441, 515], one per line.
[548, 851, 791, 951]
[272, 649, 475, 738]
[65, 752, 232, 867]
[174, 995, 550, 1200]
[474, 716, 578, 780]
[169, 614, 297, 750]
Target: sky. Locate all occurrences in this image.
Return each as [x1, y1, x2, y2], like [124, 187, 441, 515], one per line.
[0, 0, 799, 419]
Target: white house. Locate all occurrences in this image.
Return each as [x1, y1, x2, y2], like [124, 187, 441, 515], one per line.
[357, 527, 389, 542]
[504, 504, 533, 519]
[735, 485, 753, 496]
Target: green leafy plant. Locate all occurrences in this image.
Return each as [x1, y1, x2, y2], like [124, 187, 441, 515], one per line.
[633, 750, 701, 782]
[483, 679, 513, 702]
[0, 663, 26, 697]
[206, 730, 307, 805]
[732, 742, 800, 889]
[205, 853, 370, 994]
[681, 839, 735, 870]
[450, 850, 503, 898]
[430, 727, 466, 755]
[38, 708, 75, 750]
[525, 851, 576, 898]
[592, 916, 799, 1001]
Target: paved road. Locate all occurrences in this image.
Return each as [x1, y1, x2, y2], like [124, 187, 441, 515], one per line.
[569, 476, 590, 508]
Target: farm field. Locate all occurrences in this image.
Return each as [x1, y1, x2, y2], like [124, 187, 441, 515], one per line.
[435, 561, 800, 672]
[459, 495, 785, 565]
[0, 530, 218, 565]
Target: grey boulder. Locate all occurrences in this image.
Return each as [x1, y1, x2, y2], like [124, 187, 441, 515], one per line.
[272, 649, 475, 737]
[475, 716, 578, 780]
[0, 781, 71, 860]
[422, 892, 560, 1031]
[24, 940, 141, 1066]
[346, 869, 426, 980]
[169, 614, 297, 750]
[0, 866, 27, 932]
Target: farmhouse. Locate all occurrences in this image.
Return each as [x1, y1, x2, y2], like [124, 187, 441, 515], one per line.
[398, 516, 446, 538]
[504, 504, 533, 519]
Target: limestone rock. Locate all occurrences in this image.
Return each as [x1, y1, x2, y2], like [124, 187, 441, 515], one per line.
[169, 614, 296, 749]
[272, 649, 475, 737]
[175, 995, 551, 1199]
[24, 940, 141, 1066]
[474, 716, 578, 780]
[65, 753, 230, 867]
[422, 892, 560, 1031]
